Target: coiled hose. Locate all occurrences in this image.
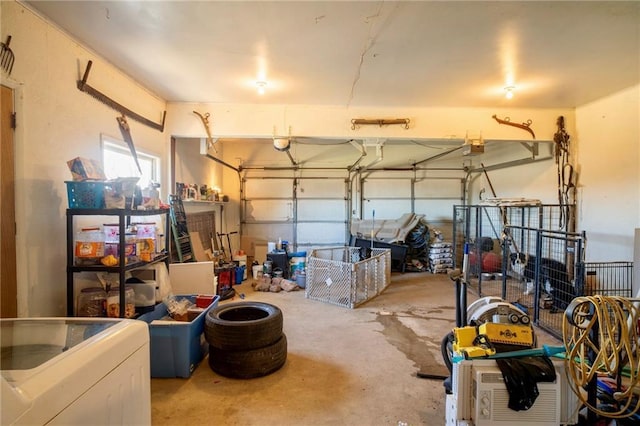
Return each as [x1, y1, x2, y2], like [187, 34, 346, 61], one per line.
[563, 295, 640, 419]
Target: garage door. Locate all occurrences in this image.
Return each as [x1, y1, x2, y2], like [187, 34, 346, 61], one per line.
[241, 175, 348, 252]
[242, 170, 463, 252]
[361, 173, 463, 227]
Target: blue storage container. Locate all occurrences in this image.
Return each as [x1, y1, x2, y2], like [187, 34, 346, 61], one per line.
[65, 180, 107, 209]
[138, 294, 219, 378]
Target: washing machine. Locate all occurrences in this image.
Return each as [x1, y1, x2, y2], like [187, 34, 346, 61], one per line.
[1, 318, 150, 425]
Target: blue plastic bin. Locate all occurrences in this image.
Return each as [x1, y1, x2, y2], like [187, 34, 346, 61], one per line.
[138, 294, 219, 378]
[65, 180, 107, 209]
[235, 265, 246, 284]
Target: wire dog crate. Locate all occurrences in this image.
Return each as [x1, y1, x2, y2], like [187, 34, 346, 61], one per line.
[583, 261, 633, 297]
[305, 247, 391, 309]
[452, 203, 575, 297]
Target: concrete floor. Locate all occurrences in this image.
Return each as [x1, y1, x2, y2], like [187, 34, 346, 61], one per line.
[150, 272, 558, 425]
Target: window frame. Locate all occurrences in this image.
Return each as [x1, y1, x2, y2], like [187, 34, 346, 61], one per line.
[100, 134, 160, 188]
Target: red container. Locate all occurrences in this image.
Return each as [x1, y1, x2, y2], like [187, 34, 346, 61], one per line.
[196, 294, 215, 308]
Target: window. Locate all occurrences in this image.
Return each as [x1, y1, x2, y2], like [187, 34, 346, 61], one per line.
[101, 135, 159, 189]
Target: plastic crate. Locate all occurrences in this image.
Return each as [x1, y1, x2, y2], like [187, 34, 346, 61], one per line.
[138, 294, 219, 378]
[65, 180, 107, 209]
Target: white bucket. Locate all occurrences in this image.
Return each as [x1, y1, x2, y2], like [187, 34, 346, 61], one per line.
[252, 264, 262, 280]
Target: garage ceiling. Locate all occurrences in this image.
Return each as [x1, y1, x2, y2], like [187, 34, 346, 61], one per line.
[25, 1, 639, 109]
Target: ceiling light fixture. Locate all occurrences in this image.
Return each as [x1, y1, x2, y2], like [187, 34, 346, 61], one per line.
[504, 86, 515, 100]
[256, 81, 267, 95]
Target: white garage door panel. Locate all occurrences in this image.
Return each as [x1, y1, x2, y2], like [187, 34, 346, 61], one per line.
[414, 178, 461, 197]
[245, 200, 292, 221]
[364, 200, 413, 220]
[363, 179, 412, 198]
[245, 179, 293, 198]
[243, 223, 293, 242]
[297, 200, 345, 220]
[297, 223, 345, 244]
[297, 179, 345, 198]
[414, 200, 455, 221]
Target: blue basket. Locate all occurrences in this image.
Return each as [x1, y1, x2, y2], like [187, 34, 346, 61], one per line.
[65, 181, 107, 209]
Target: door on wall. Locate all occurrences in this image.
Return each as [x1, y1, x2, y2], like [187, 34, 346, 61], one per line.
[1, 84, 17, 317]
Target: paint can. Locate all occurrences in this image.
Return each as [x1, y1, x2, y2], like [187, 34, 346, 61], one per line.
[296, 271, 306, 289]
[263, 260, 273, 275]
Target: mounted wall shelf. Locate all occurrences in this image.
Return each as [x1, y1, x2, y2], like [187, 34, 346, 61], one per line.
[182, 200, 228, 205]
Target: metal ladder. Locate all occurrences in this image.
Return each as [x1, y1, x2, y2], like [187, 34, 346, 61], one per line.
[169, 195, 195, 262]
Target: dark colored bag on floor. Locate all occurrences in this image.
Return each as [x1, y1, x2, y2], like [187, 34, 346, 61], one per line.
[495, 356, 557, 411]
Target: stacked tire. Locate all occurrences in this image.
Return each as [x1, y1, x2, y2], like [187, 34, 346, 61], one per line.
[205, 301, 287, 379]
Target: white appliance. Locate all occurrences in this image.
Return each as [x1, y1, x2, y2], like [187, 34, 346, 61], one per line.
[169, 261, 217, 294]
[1, 318, 150, 425]
[446, 358, 578, 426]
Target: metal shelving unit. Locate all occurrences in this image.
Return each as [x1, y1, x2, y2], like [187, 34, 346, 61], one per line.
[66, 208, 171, 317]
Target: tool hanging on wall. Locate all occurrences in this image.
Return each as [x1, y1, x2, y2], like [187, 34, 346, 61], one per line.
[0, 35, 15, 75]
[492, 114, 536, 139]
[77, 60, 166, 132]
[350, 118, 410, 130]
[116, 115, 143, 174]
[193, 110, 218, 153]
[554, 116, 574, 229]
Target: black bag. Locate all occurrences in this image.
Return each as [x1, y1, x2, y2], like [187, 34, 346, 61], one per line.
[495, 356, 557, 411]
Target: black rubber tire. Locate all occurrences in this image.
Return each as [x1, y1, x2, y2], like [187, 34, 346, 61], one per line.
[205, 301, 283, 351]
[209, 333, 287, 379]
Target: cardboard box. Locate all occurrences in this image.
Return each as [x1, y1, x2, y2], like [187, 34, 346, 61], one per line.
[137, 294, 219, 378]
[240, 236, 267, 258]
[67, 157, 107, 181]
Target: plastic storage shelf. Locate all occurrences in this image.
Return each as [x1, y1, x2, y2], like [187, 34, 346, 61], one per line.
[66, 208, 171, 317]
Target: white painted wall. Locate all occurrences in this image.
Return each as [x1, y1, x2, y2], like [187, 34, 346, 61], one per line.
[167, 102, 573, 141]
[5, 0, 638, 317]
[2, 1, 167, 316]
[174, 137, 222, 192]
[576, 85, 640, 261]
